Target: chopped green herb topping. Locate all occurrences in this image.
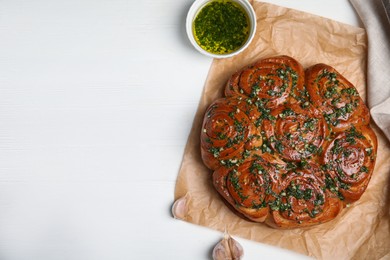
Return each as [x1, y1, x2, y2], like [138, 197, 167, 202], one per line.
[261, 139, 273, 154]
[341, 87, 358, 96]
[274, 140, 285, 153]
[324, 86, 338, 99]
[303, 118, 318, 131]
[279, 108, 295, 118]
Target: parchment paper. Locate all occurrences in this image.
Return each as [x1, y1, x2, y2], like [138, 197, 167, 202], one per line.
[174, 2, 390, 259]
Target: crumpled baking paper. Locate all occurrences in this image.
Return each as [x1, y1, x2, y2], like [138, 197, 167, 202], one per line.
[174, 2, 390, 259]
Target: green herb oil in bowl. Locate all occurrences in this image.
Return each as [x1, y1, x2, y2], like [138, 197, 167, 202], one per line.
[193, 0, 250, 55]
[186, 0, 256, 58]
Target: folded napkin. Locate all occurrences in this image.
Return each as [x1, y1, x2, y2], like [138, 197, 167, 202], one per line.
[350, 0, 390, 141]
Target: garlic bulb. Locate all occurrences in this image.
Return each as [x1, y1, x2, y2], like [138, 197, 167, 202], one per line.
[212, 232, 244, 260]
[171, 195, 188, 220]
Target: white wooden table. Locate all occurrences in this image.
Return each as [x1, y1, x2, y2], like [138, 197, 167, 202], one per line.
[0, 0, 361, 259]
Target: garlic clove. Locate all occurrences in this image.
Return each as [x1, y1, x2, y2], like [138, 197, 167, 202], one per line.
[212, 239, 231, 260]
[212, 232, 244, 260]
[228, 237, 244, 260]
[171, 195, 188, 220]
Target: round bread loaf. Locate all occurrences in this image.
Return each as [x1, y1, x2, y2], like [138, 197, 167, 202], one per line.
[201, 56, 377, 228]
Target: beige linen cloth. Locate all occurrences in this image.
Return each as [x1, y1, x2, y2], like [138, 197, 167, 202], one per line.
[350, 0, 390, 140]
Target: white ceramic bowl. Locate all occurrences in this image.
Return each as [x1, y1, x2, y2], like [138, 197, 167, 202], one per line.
[186, 0, 257, 59]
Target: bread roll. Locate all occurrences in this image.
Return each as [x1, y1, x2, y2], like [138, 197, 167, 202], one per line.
[200, 56, 377, 229]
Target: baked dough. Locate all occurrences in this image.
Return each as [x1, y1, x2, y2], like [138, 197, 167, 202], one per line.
[201, 56, 377, 228]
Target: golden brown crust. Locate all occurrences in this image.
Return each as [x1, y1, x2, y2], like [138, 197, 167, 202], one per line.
[225, 55, 305, 108]
[267, 163, 344, 229]
[262, 103, 329, 161]
[213, 154, 287, 222]
[321, 125, 378, 203]
[305, 63, 369, 132]
[201, 56, 377, 229]
[200, 97, 262, 170]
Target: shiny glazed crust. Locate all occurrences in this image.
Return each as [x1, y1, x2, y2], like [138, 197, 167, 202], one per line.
[200, 56, 377, 229]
